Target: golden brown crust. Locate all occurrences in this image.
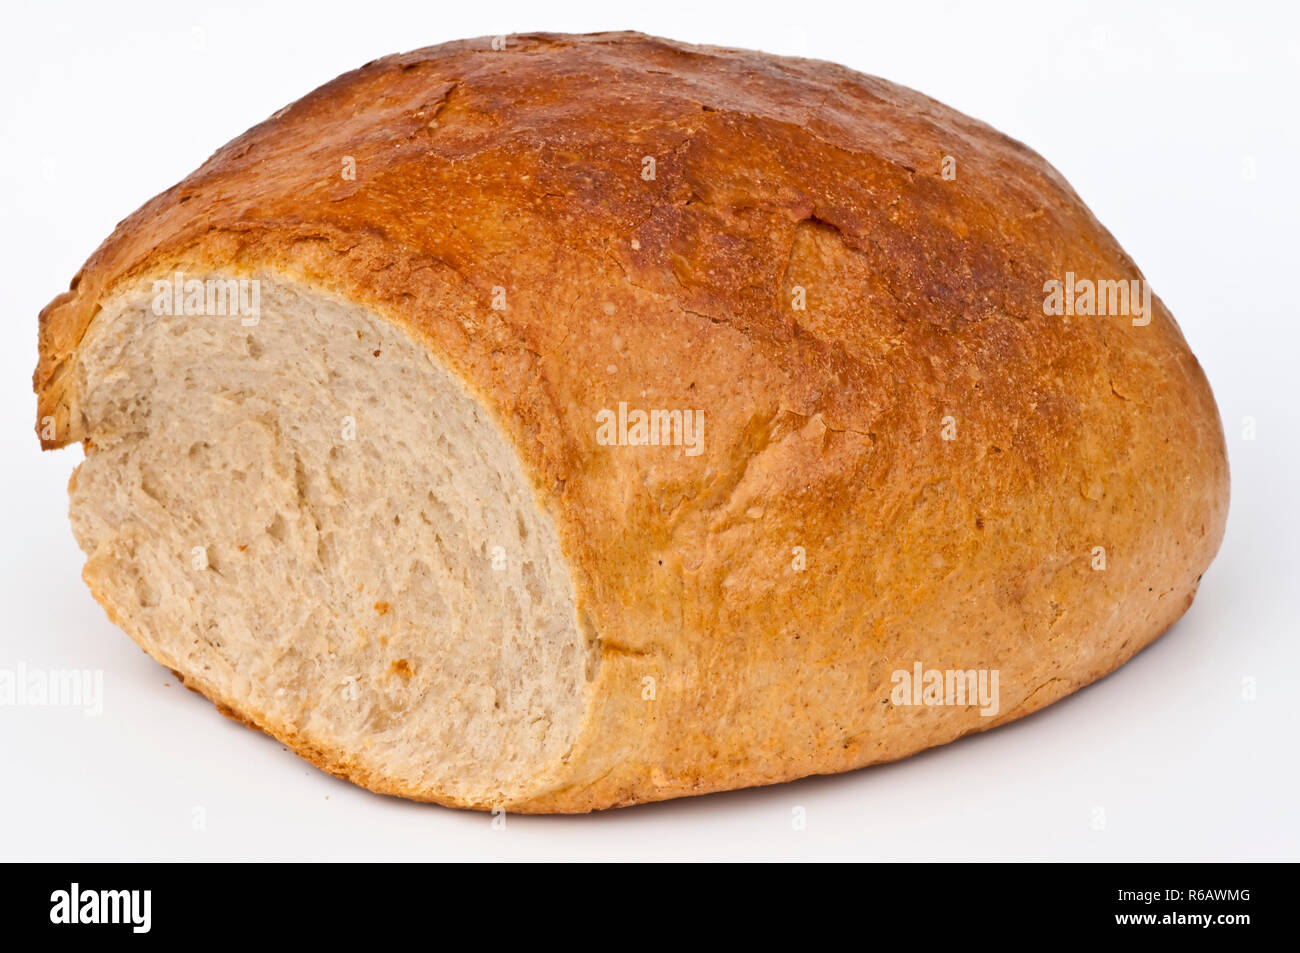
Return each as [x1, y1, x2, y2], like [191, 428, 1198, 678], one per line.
[37, 32, 1229, 812]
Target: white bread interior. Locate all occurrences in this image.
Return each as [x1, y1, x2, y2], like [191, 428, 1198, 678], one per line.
[66, 273, 595, 806]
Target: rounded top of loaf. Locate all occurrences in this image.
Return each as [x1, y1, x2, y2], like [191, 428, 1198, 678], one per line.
[39, 30, 1132, 453]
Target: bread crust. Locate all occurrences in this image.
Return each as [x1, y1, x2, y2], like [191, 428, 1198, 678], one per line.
[35, 32, 1229, 812]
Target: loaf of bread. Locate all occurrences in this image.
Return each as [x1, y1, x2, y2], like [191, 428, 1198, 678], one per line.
[34, 32, 1228, 812]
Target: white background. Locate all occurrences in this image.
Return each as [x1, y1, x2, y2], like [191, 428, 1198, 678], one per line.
[1, 0, 1296, 861]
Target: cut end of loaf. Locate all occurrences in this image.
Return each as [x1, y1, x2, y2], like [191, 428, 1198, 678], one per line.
[65, 273, 596, 808]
